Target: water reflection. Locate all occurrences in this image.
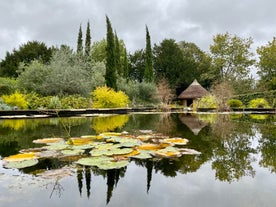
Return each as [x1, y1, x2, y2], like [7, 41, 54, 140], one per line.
[0, 113, 275, 205]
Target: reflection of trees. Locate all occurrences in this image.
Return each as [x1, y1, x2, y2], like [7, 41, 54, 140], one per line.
[76, 166, 127, 204]
[210, 115, 256, 182]
[257, 122, 276, 173]
[91, 115, 129, 133]
[156, 113, 177, 136]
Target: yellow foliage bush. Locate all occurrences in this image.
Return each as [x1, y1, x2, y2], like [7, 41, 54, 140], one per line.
[2, 91, 28, 109]
[91, 86, 129, 108]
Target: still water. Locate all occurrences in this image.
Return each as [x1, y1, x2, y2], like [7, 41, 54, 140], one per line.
[0, 112, 275, 207]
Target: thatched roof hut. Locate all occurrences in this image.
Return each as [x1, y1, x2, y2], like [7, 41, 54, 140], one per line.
[178, 79, 208, 107]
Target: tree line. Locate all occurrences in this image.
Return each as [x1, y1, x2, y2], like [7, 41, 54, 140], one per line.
[0, 16, 275, 103]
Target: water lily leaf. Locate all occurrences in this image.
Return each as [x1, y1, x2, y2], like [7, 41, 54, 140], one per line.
[161, 138, 189, 146]
[106, 137, 141, 147]
[43, 143, 70, 151]
[90, 147, 133, 157]
[19, 148, 44, 153]
[72, 144, 94, 150]
[3, 159, 39, 169]
[95, 143, 121, 150]
[61, 149, 84, 156]
[137, 143, 170, 151]
[130, 150, 153, 159]
[3, 153, 38, 162]
[68, 137, 94, 146]
[76, 156, 114, 167]
[97, 160, 129, 170]
[81, 135, 103, 140]
[33, 138, 64, 144]
[100, 132, 122, 137]
[36, 150, 61, 158]
[154, 147, 181, 158]
[179, 148, 201, 155]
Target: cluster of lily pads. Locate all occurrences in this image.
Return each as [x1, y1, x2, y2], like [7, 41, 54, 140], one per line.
[2, 131, 201, 170]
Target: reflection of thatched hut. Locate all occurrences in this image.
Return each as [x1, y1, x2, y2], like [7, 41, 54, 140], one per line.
[178, 79, 208, 107]
[178, 114, 207, 135]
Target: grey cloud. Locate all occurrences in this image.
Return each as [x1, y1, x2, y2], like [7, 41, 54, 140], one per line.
[0, 0, 276, 60]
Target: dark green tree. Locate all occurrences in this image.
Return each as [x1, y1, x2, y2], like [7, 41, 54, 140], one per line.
[114, 32, 121, 75]
[145, 26, 154, 82]
[178, 41, 213, 88]
[85, 21, 91, 57]
[153, 39, 185, 92]
[0, 41, 52, 77]
[129, 49, 145, 82]
[122, 48, 129, 79]
[105, 16, 117, 90]
[77, 24, 83, 55]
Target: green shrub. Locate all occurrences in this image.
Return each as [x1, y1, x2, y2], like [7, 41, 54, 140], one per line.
[1, 91, 28, 109]
[0, 77, 17, 95]
[25, 93, 51, 109]
[48, 96, 62, 109]
[0, 98, 13, 110]
[227, 99, 244, 108]
[91, 86, 129, 108]
[248, 98, 271, 108]
[196, 95, 218, 109]
[61, 95, 90, 109]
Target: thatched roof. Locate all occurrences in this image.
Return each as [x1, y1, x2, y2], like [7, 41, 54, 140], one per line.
[178, 79, 208, 99]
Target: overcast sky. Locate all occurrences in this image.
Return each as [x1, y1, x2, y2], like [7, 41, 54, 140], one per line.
[1, 0, 276, 61]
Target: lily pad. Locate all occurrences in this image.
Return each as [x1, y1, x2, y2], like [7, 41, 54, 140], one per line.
[130, 150, 153, 159]
[161, 138, 189, 146]
[43, 143, 69, 151]
[154, 147, 181, 158]
[76, 156, 114, 167]
[97, 160, 129, 170]
[90, 147, 133, 157]
[33, 138, 64, 144]
[3, 159, 39, 169]
[61, 149, 84, 156]
[36, 150, 61, 158]
[106, 137, 141, 147]
[179, 148, 201, 155]
[3, 153, 38, 162]
[137, 143, 170, 151]
[68, 137, 94, 146]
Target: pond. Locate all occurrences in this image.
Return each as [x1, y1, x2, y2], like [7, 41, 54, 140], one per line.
[0, 112, 275, 207]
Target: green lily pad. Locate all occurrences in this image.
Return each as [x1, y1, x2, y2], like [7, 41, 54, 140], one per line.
[43, 143, 69, 151]
[3, 159, 39, 169]
[131, 150, 153, 159]
[154, 146, 181, 158]
[106, 137, 141, 147]
[97, 160, 129, 170]
[90, 147, 133, 157]
[76, 156, 114, 167]
[61, 149, 84, 156]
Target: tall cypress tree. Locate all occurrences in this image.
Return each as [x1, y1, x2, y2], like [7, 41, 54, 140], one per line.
[85, 21, 91, 57]
[114, 32, 121, 75]
[105, 16, 117, 90]
[122, 48, 129, 79]
[145, 25, 154, 82]
[77, 24, 83, 55]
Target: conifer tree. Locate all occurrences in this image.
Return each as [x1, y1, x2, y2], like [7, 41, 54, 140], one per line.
[77, 25, 83, 55]
[105, 16, 117, 90]
[114, 32, 121, 75]
[85, 21, 91, 57]
[145, 25, 154, 82]
[122, 48, 129, 79]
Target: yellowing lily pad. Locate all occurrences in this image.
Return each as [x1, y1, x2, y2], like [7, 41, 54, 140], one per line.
[33, 138, 64, 144]
[68, 137, 94, 146]
[161, 138, 189, 146]
[154, 147, 181, 158]
[137, 143, 170, 151]
[131, 150, 153, 159]
[3, 153, 38, 162]
[3, 159, 39, 169]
